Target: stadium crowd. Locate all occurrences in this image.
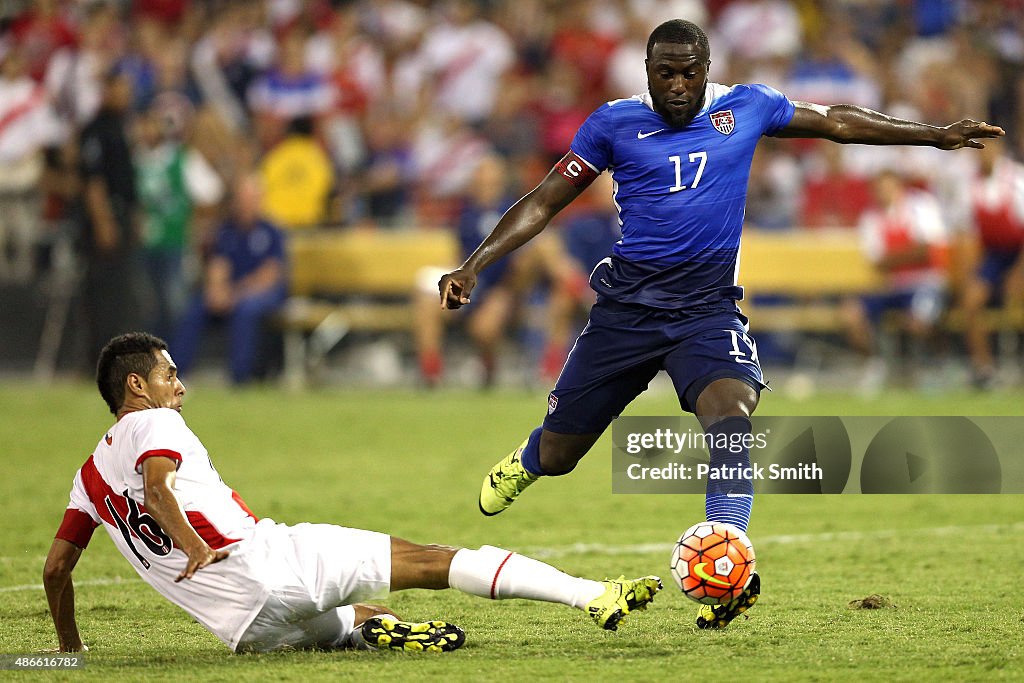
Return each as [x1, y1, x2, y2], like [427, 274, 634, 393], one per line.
[1, 0, 1022, 387]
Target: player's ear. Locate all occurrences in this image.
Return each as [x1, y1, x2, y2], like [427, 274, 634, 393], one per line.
[126, 372, 147, 399]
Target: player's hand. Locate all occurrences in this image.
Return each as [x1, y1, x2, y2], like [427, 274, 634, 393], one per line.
[439, 268, 478, 310]
[176, 544, 229, 582]
[936, 120, 1004, 150]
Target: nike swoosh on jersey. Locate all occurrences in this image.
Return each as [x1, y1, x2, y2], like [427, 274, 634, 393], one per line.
[636, 129, 665, 139]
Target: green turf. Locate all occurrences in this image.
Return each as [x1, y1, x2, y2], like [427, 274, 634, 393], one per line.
[1, 382, 1022, 681]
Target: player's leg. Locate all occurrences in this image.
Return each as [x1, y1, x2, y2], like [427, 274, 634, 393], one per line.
[466, 285, 514, 388]
[171, 294, 211, 378]
[666, 318, 763, 533]
[228, 288, 286, 384]
[964, 255, 999, 386]
[389, 537, 661, 632]
[479, 300, 665, 514]
[842, 293, 890, 395]
[413, 267, 450, 386]
[663, 314, 763, 630]
[235, 598, 401, 653]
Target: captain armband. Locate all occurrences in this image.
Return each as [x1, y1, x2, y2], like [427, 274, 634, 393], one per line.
[554, 151, 599, 189]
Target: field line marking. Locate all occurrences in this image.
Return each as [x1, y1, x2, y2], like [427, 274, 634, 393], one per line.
[519, 521, 1024, 559]
[2, 522, 1022, 590]
[0, 576, 137, 593]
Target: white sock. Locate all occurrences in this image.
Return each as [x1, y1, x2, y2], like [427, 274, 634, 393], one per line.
[448, 545, 605, 610]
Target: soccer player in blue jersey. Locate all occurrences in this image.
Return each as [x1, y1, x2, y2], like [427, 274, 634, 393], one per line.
[438, 19, 1003, 629]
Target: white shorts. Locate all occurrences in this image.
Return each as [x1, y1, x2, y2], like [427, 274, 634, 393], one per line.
[235, 522, 391, 652]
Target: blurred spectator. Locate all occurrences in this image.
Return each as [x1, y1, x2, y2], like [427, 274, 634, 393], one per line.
[0, 43, 64, 282]
[78, 69, 144, 366]
[259, 116, 335, 228]
[44, 3, 123, 126]
[8, 0, 77, 83]
[528, 58, 591, 164]
[783, 26, 881, 109]
[173, 173, 288, 385]
[414, 0, 514, 125]
[606, 13, 653, 99]
[413, 154, 518, 388]
[247, 26, 333, 147]
[358, 113, 414, 227]
[959, 139, 1024, 388]
[842, 170, 950, 393]
[136, 104, 224, 341]
[547, 1, 619, 102]
[410, 114, 492, 223]
[540, 173, 621, 382]
[745, 141, 802, 230]
[799, 143, 872, 229]
[191, 2, 275, 133]
[717, 0, 801, 77]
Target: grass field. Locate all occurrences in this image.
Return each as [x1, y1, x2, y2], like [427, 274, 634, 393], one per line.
[1, 382, 1023, 682]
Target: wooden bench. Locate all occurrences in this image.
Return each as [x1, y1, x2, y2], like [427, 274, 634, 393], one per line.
[278, 227, 1022, 386]
[278, 229, 457, 387]
[739, 230, 884, 332]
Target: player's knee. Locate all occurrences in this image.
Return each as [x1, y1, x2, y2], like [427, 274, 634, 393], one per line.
[695, 379, 757, 420]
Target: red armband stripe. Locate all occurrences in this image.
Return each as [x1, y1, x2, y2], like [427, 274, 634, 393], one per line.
[55, 508, 99, 549]
[135, 449, 182, 474]
[554, 151, 599, 189]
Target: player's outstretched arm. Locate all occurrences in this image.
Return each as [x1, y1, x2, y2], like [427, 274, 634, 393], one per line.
[774, 102, 1004, 149]
[42, 539, 86, 652]
[439, 157, 592, 309]
[142, 457, 229, 582]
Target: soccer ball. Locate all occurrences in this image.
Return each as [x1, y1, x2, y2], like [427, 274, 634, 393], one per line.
[670, 522, 756, 605]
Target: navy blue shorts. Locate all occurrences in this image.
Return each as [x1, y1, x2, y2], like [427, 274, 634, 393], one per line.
[542, 298, 765, 435]
[861, 283, 945, 326]
[977, 248, 1022, 298]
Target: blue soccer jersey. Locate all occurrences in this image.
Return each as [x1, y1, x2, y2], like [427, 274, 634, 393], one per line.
[569, 82, 795, 309]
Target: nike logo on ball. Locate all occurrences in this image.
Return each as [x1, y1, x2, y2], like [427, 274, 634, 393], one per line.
[637, 129, 665, 139]
[693, 562, 732, 587]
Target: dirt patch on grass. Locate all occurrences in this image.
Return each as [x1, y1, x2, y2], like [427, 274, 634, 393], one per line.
[848, 595, 896, 609]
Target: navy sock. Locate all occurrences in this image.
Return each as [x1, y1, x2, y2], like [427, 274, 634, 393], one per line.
[704, 416, 755, 532]
[519, 427, 546, 476]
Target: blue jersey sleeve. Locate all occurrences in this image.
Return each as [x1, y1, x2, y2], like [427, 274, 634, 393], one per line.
[569, 105, 614, 172]
[747, 84, 796, 136]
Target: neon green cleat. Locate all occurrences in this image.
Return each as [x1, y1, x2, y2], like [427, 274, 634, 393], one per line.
[696, 572, 761, 629]
[586, 575, 664, 631]
[360, 617, 466, 652]
[479, 439, 539, 516]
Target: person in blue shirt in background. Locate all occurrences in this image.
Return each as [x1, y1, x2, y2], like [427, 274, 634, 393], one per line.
[174, 172, 287, 385]
[439, 19, 1002, 630]
[414, 154, 518, 388]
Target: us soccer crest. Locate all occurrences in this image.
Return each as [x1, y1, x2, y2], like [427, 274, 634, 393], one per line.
[548, 393, 558, 414]
[710, 110, 735, 135]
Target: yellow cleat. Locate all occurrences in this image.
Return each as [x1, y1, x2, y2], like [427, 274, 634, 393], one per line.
[479, 438, 539, 516]
[586, 575, 663, 631]
[360, 617, 465, 652]
[696, 573, 761, 629]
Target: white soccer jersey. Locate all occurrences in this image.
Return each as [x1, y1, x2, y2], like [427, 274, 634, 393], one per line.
[56, 408, 273, 648]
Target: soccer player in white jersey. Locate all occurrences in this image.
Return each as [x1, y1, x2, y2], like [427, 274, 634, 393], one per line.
[438, 19, 1003, 629]
[43, 333, 661, 653]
